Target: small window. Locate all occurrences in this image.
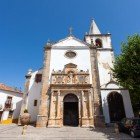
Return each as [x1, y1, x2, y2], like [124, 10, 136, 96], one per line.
[95, 39, 102, 47]
[34, 100, 37, 106]
[35, 74, 42, 83]
[91, 39, 93, 44]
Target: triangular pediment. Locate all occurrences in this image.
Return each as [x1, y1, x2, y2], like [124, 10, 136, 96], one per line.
[52, 36, 89, 48]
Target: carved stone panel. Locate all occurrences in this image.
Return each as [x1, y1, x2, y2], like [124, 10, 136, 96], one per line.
[51, 63, 90, 85]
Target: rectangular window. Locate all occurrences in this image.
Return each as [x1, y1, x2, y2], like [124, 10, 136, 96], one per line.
[35, 74, 42, 83]
[5, 96, 12, 110]
[34, 100, 37, 106]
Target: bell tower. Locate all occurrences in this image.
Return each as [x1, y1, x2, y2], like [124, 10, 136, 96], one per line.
[84, 19, 110, 127]
[84, 20, 114, 126]
[84, 19, 112, 49]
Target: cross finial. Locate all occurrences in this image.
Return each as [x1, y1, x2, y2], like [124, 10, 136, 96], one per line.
[108, 70, 113, 81]
[91, 17, 94, 21]
[69, 27, 73, 36]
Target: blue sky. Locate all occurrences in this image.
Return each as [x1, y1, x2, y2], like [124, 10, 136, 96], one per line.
[0, 0, 140, 89]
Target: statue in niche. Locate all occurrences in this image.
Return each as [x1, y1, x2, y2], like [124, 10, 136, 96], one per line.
[52, 76, 56, 83]
[67, 71, 74, 84]
[56, 76, 62, 83]
[85, 76, 88, 83]
[79, 75, 85, 84]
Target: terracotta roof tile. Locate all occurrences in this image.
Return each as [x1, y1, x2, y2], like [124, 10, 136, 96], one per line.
[0, 83, 22, 94]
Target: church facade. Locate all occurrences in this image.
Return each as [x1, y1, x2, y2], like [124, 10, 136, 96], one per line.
[19, 20, 134, 127]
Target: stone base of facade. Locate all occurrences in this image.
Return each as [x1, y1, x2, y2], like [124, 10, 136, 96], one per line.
[47, 117, 94, 128]
[48, 118, 62, 127]
[81, 117, 94, 127]
[94, 115, 105, 127]
[36, 115, 47, 127]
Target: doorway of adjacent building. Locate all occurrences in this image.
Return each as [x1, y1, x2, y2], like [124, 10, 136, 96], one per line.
[63, 94, 79, 126]
[108, 92, 126, 122]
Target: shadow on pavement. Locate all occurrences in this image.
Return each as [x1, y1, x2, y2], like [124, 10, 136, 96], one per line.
[89, 126, 139, 139]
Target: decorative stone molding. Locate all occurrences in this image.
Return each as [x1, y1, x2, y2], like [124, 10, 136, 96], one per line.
[48, 64, 94, 127]
[48, 89, 94, 127]
[51, 63, 90, 85]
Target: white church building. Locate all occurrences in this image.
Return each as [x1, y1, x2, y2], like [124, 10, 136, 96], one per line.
[19, 20, 134, 127]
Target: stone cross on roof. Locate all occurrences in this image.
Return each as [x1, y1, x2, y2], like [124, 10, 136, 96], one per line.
[69, 27, 73, 36]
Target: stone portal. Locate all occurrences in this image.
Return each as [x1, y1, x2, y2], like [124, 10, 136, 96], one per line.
[48, 63, 94, 127]
[63, 94, 79, 126]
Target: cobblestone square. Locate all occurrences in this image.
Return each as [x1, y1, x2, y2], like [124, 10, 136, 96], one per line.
[0, 124, 139, 140]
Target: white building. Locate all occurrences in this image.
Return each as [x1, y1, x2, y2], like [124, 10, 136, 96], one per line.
[20, 20, 134, 127]
[0, 83, 23, 124]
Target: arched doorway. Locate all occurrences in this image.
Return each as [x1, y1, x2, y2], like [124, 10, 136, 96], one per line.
[63, 94, 79, 126]
[107, 92, 126, 122]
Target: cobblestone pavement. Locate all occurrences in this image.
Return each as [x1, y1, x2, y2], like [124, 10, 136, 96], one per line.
[0, 124, 139, 140]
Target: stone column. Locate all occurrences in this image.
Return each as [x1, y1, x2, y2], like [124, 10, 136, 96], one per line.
[60, 99, 63, 126]
[90, 45, 104, 127]
[18, 69, 32, 125]
[81, 91, 85, 118]
[56, 90, 61, 127]
[36, 44, 51, 127]
[88, 90, 94, 127]
[49, 91, 54, 119]
[56, 90, 60, 118]
[88, 91, 93, 118]
[81, 90, 89, 127]
[78, 98, 81, 126]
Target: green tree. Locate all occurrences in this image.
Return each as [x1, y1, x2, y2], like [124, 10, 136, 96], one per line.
[113, 34, 140, 113]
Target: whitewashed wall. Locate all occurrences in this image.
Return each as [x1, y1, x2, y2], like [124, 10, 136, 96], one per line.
[1, 111, 9, 121]
[50, 48, 92, 83]
[27, 70, 42, 122]
[97, 50, 115, 87]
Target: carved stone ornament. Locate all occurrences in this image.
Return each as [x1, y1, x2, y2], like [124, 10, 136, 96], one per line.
[51, 63, 90, 84]
[65, 63, 77, 68]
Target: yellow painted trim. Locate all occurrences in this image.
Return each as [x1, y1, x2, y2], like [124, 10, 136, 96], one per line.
[0, 119, 12, 124]
[0, 118, 19, 124]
